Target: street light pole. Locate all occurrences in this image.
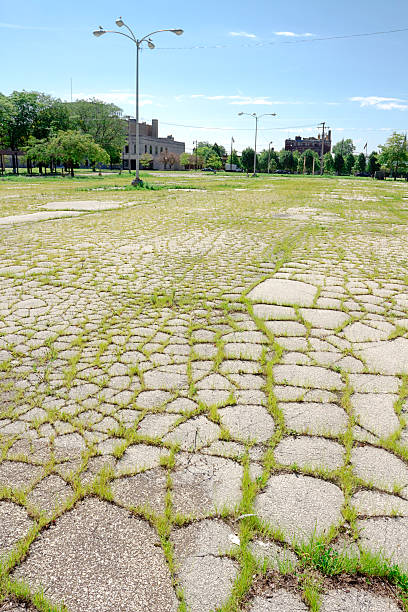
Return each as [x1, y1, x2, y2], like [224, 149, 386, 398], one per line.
[93, 20, 183, 186]
[268, 141, 273, 174]
[238, 112, 276, 177]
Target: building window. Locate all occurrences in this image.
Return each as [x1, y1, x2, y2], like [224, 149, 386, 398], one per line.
[133, 144, 136, 154]
[125, 145, 129, 154]
[149, 145, 152, 154]
[145, 145, 147, 153]
[160, 147, 163, 153]
[155, 146, 158, 155]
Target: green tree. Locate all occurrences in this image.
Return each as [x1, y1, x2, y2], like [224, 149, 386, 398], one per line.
[334, 152, 345, 175]
[180, 152, 193, 168]
[323, 152, 335, 174]
[67, 99, 126, 164]
[379, 132, 408, 179]
[212, 143, 226, 158]
[195, 145, 212, 163]
[368, 152, 380, 177]
[139, 153, 153, 169]
[241, 147, 256, 173]
[299, 149, 320, 174]
[344, 153, 355, 175]
[47, 130, 109, 176]
[279, 150, 296, 173]
[226, 149, 241, 168]
[206, 151, 222, 169]
[0, 91, 69, 153]
[24, 137, 52, 174]
[332, 138, 355, 157]
[0, 94, 13, 146]
[357, 152, 367, 174]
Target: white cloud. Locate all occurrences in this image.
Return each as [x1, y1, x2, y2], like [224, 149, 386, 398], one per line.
[274, 31, 314, 37]
[229, 31, 256, 38]
[350, 96, 408, 111]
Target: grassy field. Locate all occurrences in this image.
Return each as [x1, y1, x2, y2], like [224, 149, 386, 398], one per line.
[0, 171, 408, 611]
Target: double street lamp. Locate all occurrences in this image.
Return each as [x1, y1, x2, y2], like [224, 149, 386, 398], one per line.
[238, 112, 276, 176]
[93, 18, 183, 185]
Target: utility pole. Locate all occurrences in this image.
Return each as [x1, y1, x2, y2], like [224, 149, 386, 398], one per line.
[318, 121, 326, 175]
[268, 141, 273, 174]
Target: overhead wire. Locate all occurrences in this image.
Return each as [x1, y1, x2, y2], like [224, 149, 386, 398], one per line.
[155, 26, 408, 51]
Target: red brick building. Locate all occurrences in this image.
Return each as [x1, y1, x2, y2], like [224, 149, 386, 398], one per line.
[285, 131, 331, 155]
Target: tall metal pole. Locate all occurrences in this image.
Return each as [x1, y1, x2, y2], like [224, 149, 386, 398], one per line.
[253, 116, 258, 176]
[230, 137, 233, 171]
[133, 43, 141, 184]
[93, 22, 183, 186]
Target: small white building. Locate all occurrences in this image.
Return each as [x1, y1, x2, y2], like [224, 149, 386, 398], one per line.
[122, 118, 185, 170]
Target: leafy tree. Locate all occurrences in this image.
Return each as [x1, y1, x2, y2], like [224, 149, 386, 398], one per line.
[67, 99, 126, 164]
[139, 153, 153, 169]
[206, 152, 222, 169]
[180, 152, 193, 168]
[323, 152, 335, 174]
[299, 149, 320, 174]
[0, 91, 69, 153]
[212, 143, 226, 158]
[196, 141, 211, 149]
[279, 150, 296, 173]
[195, 145, 214, 164]
[241, 147, 256, 173]
[47, 130, 109, 176]
[257, 150, 269, 173]
[334, 152, 345, 175]
[344, 153, 355, 175]
[357, 152, 367, 174]
[332, 139, 355, 157]
[379, 132, 408, 179]
[368, 152, 380, 177]
[226, 149, 241, 168]
[0, 94, 13, 146]
[24, 137, 52, 174]
[31, 94, 70, 140]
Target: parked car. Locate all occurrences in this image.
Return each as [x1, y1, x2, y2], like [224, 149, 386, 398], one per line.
[201, 167, 215, 172]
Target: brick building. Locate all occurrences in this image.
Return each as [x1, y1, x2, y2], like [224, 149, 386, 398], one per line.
[122, 118, 185, 170]
[285, 131, 332, 155]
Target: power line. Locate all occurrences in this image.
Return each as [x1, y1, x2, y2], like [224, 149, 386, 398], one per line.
[156, 26, 408, 51]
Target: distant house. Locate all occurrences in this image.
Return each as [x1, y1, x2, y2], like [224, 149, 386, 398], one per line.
[122, 118, 185, 170]
[285, 131, 332, 155]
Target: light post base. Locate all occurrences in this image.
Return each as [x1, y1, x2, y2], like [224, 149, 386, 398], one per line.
[131, 178, 144, 187]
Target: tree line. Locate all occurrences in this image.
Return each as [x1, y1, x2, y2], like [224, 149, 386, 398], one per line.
[181, 135, 407, 179]
[0, 91, 126, 175]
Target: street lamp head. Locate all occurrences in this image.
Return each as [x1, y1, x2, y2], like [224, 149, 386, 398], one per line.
[116, 17, 125, 27]
[93, 28, 106, 37]
[147, 39, 155, 49]
[171, 29, 184, 35]
[238, 112, 244, 116]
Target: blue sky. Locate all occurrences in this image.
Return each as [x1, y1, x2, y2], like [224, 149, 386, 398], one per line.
[1, 0, 407, 155]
